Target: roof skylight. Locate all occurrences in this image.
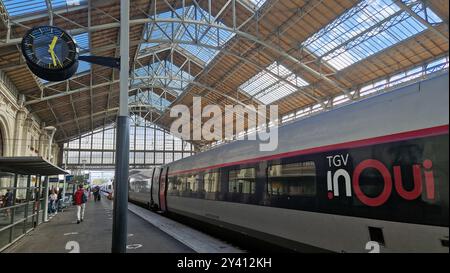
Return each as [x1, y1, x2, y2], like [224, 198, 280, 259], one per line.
[250, 0, 268, 8]
[302, 0, 443, 70]
[129, 90, 171, 112]
[141, 6, 235, 65]
[240, 62, 309, 104]
[132, 61, 194, 98]
[73, 32, 91, 74]
[2, 0, 85, 18]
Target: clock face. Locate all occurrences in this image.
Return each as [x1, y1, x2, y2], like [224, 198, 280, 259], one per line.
[22, 26, 78, 70]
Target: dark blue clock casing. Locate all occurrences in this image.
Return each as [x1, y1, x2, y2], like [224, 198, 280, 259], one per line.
[21, 26, 79, 82]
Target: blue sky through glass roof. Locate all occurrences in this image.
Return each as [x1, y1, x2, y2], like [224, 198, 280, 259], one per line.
[240, 62, 309, 104]
[133, 4, 236, 109]
[129, 90, 171, 112]
[179, 23, 235, 63]
[132, 61, 194, 98]
[302, 0, 443, 70]
[2, 0, 85, 18]
[141, 5, 235, 65]
[73, 32, 90, 74]
[250, 0, 268, 8]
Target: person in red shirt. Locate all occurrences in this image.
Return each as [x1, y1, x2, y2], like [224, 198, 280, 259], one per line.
[73, 184, 87, 224]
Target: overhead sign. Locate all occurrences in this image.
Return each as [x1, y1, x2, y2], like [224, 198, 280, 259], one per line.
[65, 175, 74, 183]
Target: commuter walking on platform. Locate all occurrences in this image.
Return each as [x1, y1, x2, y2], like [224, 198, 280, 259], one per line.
[49, 189, 58, 216]
[74, 184, 87, 224]
[93, 186, 99, 202]
[3, 189, 13, 217]
[57, 188, 63, 212]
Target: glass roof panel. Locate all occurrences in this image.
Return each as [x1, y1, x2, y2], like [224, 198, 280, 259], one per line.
[2, 0, 85, 18]
[249, 0, 268, 8]
[240, 62, 309, 104]
[129, 90, 171, 112]
[74, 32, 89, 51]
[141, 5, 235, 65]
[404, 0, 443, 24]
[131, 61, 194, 100]
[302, 0, 443, 70]
[73, 32, 90, 74]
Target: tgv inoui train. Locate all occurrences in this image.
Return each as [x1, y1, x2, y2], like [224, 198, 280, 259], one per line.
[129, 73, 449, 253]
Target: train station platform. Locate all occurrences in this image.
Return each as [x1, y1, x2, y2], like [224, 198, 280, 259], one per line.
[1, 197, 241, 253]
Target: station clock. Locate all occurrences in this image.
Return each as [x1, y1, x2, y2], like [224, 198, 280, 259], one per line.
[21, 25, 79, 81]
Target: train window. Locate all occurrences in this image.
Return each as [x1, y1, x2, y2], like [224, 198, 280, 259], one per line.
[228, 168, 256, 194]
[178, 176, 187, 193]
[204, 172, 220, 200]
[204, 172, 220, 193]
[268, 161, 316, 196]
[132, 180, 150, 193]
[168, 176, 180, 196]
[176, 174, 200, 198]
[186, 174, 200, 192]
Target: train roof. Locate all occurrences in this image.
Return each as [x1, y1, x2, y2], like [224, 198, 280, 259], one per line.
[166, 72, 449, 174]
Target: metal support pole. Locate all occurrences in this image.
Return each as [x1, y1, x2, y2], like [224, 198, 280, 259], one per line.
[47, 128, 56, 162]
[35, 175, 41, 227]
[23, 175, 31, 233]
[43, 176, 49, 222]
[112, 0, 130, 253]
[9, 174, 18, 243]
[62, 175, 66, 204]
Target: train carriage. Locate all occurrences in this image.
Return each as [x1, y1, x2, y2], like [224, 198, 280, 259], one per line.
[129, 72, 449, 253]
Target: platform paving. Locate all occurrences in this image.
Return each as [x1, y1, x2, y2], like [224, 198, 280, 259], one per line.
[129, 203, 244, 253]
[3, 197, 194, 253]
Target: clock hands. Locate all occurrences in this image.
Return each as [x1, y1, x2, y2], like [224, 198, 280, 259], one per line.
[48, 36, 59, 67]
[49, 36, 58, 51]
[49, 51, 63, 68]
[54, 52, 63, 68]
[49, 51, 57, 67]
[23, 25, 120, 82]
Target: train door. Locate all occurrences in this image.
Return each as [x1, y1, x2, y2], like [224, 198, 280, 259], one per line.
[149, 168, 156, 208]
[151, 168, 160, 210]
[159, 167, 168, 212]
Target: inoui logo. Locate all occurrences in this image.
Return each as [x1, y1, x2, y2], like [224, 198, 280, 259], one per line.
[326, 154, 436, 206]
[170, 97, 279, 151]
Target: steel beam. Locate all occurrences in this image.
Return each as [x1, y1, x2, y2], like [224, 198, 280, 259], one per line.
[24, 80, 120, 105]
[1, 16, 346, 91]
[44, 0, 54, 25]
[395, 0, 448, 42]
